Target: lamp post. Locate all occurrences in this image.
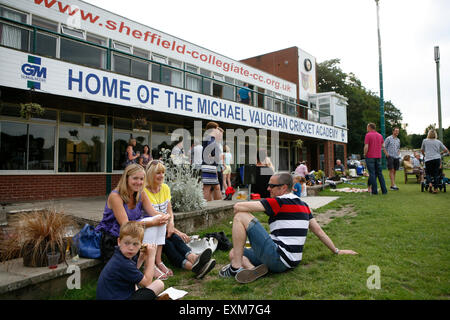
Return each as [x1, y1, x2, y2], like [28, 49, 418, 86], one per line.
[375, 0, 386, 168]
[434, 46, 443, 140]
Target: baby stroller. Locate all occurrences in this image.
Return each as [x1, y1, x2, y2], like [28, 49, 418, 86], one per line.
[421, 166, 446, 193]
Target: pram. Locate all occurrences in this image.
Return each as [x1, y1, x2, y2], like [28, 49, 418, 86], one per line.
[421, 163, 447, 193]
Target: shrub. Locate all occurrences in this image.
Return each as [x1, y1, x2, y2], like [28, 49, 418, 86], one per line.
[160, 149, 207, 212]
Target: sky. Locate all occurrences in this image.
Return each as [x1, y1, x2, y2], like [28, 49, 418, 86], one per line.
[83, 0, 450, 135]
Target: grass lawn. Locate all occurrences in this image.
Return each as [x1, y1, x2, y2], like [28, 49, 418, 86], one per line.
[54, 168, 450, 300]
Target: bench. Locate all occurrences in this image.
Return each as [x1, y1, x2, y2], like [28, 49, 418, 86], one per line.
[404, 169, 422, 184]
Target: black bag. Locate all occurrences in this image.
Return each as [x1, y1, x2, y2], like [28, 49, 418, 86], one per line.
[204, 231, 232, 251]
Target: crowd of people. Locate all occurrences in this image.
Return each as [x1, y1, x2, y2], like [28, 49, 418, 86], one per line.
[100, 121, 446, 300]
[363, 123, 448, 195]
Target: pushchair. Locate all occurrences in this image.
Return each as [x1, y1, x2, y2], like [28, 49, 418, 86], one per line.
[421, 166, 446, 193]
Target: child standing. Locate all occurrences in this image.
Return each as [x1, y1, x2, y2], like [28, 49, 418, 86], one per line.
[96, 221, 164, 300]
[299, 176, 307, 197]
[292, 175, 302, 197]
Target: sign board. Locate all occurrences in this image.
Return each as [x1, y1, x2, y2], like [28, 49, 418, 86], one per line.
[2, 0, 297, 98]
[298, 48, 316, 102]
[0, 47, 347, 143]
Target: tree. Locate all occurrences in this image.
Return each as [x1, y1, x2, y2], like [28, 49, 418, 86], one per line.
[317, 59, 405, 155]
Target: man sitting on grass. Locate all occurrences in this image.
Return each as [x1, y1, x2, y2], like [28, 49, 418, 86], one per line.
[219, 172, 358, 284]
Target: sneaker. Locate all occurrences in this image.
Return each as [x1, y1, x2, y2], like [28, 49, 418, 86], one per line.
[235, 264, 269, 284]
[390, 186, 399, 191]
[192, 248, 213, 274]
[219, 263, 244, 278]
[196, 259, 216, 279]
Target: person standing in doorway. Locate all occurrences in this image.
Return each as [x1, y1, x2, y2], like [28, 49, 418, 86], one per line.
[384, 127, 401, 190]
[363, 123, 388, 195]
[238, 83, 252, 105]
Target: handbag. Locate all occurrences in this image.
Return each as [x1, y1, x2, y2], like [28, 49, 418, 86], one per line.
[72, 224, 102, 259]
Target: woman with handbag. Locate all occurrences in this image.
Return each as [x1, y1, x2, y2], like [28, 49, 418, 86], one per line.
[95, 164, 166, 263]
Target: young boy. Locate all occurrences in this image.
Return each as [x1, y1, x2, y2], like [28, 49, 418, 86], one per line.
[96, 221, 164, 300]
[292, 175, 302, 197]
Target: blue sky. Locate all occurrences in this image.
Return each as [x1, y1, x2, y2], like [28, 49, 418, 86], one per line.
[85, 0, 450, 135]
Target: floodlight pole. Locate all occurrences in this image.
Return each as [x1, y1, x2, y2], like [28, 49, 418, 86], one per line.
[375, 0, 386, 168]
[434, 46, 443, 140]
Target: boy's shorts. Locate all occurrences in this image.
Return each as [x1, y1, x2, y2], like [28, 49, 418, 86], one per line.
[243, 218, 289, 273]
[128, 288, 156, 300]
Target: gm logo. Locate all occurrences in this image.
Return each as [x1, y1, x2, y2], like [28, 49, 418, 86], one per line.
[21, 55, 47, 89]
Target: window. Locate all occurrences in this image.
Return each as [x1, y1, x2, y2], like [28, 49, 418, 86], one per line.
[0, 6, 29, 50]
[58, 125, 105, 172]
[151, 127, 171, 160]
[60, 112, 82, 124]
[113, 41, 131, 53]
[32, 16, 58, 58]
[265, 91, 273, 111]
[113, 130, 148, 170]
[60, 33, 106, 69]
[61, 24, 85, 39]
[0, 121, 55, 171]
[85, 115, 105, 128]
[274, 94, 282, 113]
[132, 48, 149, 80]
[200, 69, 211, 95]
[113, 53, 131, 75]
[185, 64, 201, 92]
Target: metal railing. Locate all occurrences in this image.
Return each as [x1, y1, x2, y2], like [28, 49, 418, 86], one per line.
[0, 16, 333, 126]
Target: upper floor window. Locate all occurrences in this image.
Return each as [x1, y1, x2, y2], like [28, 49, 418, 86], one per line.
[61, 24, 85, 39]
[32, 16, 58, 58]
[0, 6, 29, 50]
[60, 32, 106, 69]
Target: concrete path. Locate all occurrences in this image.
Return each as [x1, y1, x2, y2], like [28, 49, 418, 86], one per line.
[3, 195, 339, 222]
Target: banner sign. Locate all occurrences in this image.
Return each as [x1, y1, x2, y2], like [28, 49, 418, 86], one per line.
[2, 0, 297, 98]
[0, 47, 347, 143]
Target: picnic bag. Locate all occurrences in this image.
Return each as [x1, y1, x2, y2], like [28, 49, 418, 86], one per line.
[73, 224, 102, 259]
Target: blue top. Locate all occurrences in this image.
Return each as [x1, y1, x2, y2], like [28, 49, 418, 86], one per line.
[238, 87, 250, 100]
[293, 182, 302, 197]
[95, 190, 143, 238]
[96, 247, 143, 300]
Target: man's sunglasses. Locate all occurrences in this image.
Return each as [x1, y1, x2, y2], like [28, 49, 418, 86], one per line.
[267, 183, 285, 188]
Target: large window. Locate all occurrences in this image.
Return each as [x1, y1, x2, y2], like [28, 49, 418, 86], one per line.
[32, 16, 58, 58]
[60, 34, 106, 69]
[113, 118, 149, 170]
[0, 6, 29, 51]
[58, 123, 105, 172]
[113, 53, 149, 80]
[0, 121, 55, 171]
[151, 124, 171, 160]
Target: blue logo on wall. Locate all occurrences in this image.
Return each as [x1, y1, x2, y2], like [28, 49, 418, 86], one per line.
[21, 55, 47, 89]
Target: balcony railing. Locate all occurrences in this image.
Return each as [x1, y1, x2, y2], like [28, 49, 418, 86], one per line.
[0, 16, 333, 126]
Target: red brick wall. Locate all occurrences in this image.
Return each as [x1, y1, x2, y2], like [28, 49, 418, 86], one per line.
[0, 174, 122, 203]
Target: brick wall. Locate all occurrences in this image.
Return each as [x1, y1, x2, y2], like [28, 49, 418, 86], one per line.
[0, 174, 122, 203]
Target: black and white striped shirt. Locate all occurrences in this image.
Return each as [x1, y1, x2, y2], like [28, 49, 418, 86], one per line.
[260, 193, 313, 268]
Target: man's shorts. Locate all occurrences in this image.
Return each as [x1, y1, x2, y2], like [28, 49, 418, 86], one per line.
[387, 157, 400, 170]
[243, 218, 289, 273]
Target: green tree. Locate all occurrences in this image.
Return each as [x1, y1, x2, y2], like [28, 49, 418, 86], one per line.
[317, 59, 405, 155]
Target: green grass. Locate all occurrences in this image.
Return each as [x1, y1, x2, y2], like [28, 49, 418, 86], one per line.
[55, 168, 450, 300]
